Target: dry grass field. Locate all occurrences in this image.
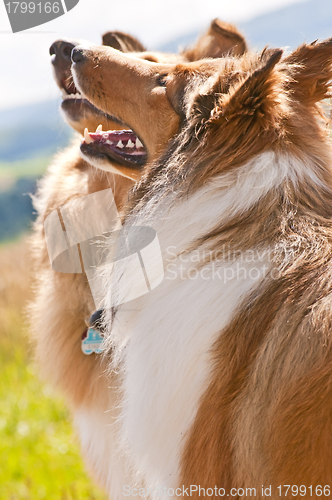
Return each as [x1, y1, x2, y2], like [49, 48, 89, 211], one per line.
[0, 238, 107, 499]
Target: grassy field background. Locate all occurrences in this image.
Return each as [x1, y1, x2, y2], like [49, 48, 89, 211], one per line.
[0, 238, 107, 500]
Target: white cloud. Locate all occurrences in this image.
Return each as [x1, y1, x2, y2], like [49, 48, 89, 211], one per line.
[0, 0, 306, 110]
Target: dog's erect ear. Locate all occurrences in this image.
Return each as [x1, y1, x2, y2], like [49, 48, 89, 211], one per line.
[284, 38, 332, 105]
[209, 49, 284, 128]
[165, 69, 194, 118]
[182, 19, 247, 61]
[166, 62, 222, 119]
[102, 31, 146, 53]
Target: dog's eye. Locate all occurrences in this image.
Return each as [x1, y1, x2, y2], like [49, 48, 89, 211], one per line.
[157, 74, 168, 87]
[144, 55, 158, 62]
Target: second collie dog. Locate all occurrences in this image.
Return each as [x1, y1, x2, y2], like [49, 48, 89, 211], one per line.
[73, 38, 332, 496]
[31, 21, 247, 497]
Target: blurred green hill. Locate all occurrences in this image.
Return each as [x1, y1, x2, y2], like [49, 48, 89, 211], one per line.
[0, 99, 71, 162]
[0, 177, 38, 242]
[0, 100, 72, 242]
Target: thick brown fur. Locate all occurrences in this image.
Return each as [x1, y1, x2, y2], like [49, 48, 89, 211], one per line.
[150, 40, 332, 498]
[74, 35, 332, 496]
[177, 40, 332, 496]
[31, 146, 132, 406]
[31, 31, 145, 412]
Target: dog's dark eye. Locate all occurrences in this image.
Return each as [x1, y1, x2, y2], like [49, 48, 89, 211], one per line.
[157, 74, 168, 87]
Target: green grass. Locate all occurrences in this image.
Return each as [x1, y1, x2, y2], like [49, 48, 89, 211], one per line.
[0, 240, 107, 500]
[0, 156, 50, 181]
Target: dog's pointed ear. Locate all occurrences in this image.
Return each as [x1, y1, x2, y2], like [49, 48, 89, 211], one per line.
[284, 38, 332, 105]
[102, 31, 146, 53]
[182, 19, 247, 61]
[165, 69, 194, 118]
[210, 49, 284, 128]
[165, 61, 222, 119]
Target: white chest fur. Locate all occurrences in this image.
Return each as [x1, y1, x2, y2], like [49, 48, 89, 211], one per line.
[74, 376, 138, 500]
[105, 152, 303, 493]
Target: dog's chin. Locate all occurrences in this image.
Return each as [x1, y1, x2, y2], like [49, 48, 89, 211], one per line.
[61, 94, 95, 116]
[80, 149, 143, 181]
[80, 130, 147, 181]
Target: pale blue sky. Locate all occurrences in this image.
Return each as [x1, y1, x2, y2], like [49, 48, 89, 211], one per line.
[0, 0, 306, 110]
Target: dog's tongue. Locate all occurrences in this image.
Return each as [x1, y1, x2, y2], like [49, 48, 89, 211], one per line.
[84, 127, 145, 154]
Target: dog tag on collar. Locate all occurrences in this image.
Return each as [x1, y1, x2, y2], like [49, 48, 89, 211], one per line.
[81, 328, 104, 355]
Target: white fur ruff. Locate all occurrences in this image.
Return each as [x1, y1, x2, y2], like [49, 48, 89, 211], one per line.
[102, 152, 308, 495]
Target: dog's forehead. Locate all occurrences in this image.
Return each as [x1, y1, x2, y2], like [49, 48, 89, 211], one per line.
[181, 52, 273, 86]
[174, 55, 251, 78]
[81, 44, 249, 82]
[167, 57, 239, 91]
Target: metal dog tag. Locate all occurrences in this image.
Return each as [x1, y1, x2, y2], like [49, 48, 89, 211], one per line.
[81, 328, 104, 355]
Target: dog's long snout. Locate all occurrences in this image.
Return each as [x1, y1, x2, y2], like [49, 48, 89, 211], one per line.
[50, 40, 76, 65]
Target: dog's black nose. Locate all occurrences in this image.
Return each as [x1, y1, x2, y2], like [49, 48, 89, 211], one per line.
[49, 40, 76, 62]
[71, 47, 86, 64]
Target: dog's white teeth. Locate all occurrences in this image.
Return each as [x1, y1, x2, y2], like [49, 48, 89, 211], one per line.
[136, 138, 143, 149]
[127, 139, 135, 148]
[61, 89, 67, 99]
[96, 124, 102, 132]
[64, 92, 81, 100]
[84, 128, 93, 144]
[117, 140, 124, 149]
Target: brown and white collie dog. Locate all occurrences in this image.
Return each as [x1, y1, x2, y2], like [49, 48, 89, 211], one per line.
[72, 37, 332, 497]
[31, 21, 247, 498]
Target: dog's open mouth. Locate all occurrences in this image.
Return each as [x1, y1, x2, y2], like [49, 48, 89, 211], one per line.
[61, 76, 80, 97]
[59, 75, 101, 125]
[81, 125, 147, 170]
[60, 76, 90, 106]
[59, 73, 148, 173]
